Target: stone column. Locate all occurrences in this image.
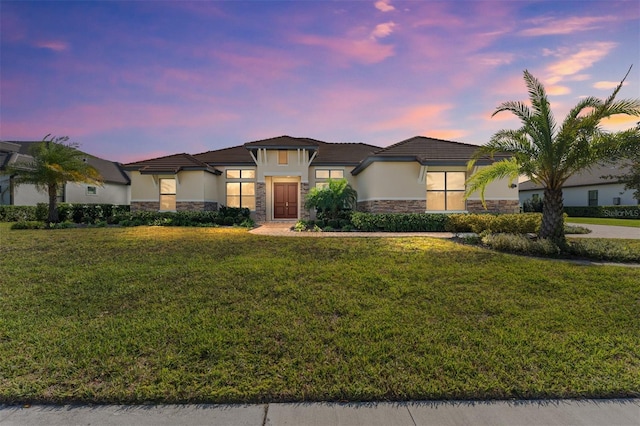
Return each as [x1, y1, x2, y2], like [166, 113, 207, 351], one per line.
[300, 182, 310, 220]
[255, 182, 267, 223]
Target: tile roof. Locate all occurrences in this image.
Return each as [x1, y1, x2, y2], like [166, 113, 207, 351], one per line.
[244, 135, 322, 149]
[1, 141, 130, 185]
[193, 145, 254, 165]
[313, 141, 380, 165]
[351, 136, 507, 175]
[519, 164, 631, 190]
[124, 153, 220, 175]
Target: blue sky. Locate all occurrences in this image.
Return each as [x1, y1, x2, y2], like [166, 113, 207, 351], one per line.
[1, 0, 638, 163]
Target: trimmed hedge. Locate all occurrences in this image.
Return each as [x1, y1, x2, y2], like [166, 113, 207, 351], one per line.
[1, 203, 130, 223]
[446, 213, 542, 234]
[114, 207, 253, 228]
[350, 212, 448, 232]
[0, 205, 38, 222]
[564, 205, 640, 219]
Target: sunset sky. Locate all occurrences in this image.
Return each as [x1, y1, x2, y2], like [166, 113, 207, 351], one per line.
[1, 0, 638, 163]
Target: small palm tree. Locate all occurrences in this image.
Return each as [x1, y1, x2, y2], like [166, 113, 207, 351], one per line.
[8, 135, 102, 223]
[305, 178, 358, 220]
[466, 68, 640, 245]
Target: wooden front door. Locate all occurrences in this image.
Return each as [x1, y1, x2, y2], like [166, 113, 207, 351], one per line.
[273, 183, 298, 219]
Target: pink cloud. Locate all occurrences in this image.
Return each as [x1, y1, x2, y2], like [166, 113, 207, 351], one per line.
[293, 34, 394, 65]
[520, 16, 620, 36]
[372, 104, 454, 132]
[427, 129, 469, 141]
[35, 40, 69, 52]
[375, 0, 395, 13]
[545, 42, 617, 83]
[370, 22, 396, 40]
[593, 81, 627, 90]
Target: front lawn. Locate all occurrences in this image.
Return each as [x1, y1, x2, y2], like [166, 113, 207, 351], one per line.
[1, 224, 639, 403]
[566, 217, 640, 228]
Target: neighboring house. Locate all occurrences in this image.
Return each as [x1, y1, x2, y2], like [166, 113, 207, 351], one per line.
[124, 135, 520, 222]
[0, 141, 131, 206]
[519, 164, 638, 207]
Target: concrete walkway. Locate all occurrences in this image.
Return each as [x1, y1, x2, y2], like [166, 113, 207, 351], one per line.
[565, 222, 640, 239]
[1, 399, 638, 425]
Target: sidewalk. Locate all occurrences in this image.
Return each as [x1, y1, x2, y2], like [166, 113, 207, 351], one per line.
[1, 399, 638, 425]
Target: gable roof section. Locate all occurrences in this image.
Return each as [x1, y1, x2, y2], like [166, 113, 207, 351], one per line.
[244, 135, 321, 150]
[124, 153, 221, 175]
[313, 141, 380, 165]
[352, 136, 509, 175]
[519, 164, 631, 191]
[1, 140, 130, 185]
[193, 145, 254, 165]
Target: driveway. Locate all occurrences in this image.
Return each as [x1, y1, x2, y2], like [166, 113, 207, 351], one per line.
[566, 223, 640, 239]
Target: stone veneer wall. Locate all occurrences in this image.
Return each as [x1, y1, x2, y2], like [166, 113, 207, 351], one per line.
[357, 200, 425, 214]
[131, 201, 218, 212]
[131, 201, 159, 212]
[467, 199, 520, 214]
[176, 201, 217, 212]
[300, 183, 310, 220]
[254, 182, 267, 223]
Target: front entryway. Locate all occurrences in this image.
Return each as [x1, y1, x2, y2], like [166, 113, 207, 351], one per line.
[273, 183, 298, 219]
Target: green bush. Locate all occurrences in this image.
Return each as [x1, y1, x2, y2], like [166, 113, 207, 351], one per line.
[566, 239, 640, 263]
[564, 205, 640, 219]
[446, 213, 542, 234]
[10, 220, 45, 229]
[0, 206, 38, 222]
[351, 212, 448, 232]
[113, 208, 253, 228]
[482, 233, 561, 256]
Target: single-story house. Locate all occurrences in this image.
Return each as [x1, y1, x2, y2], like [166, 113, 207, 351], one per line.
[519, 164, 638, 207]
[0, 141, 131, 206]
[124, 135, 520, 222]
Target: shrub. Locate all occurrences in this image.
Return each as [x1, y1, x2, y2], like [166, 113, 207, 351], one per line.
[351, 212, 448, 232]
[482, 233, 561, 256]
[566, 239, 640, 263]
[0, 206, 38, 222]
[564, 205, 640, 219]
[11, 220, 45, 230]
[446, 213, 542, 234]
[564, 224, 591, 234]
[113, 208, 251, 228]
[522, 197, 543, 212]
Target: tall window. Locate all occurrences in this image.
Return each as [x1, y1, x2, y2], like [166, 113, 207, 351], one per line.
[588, 190, 598, 207]
[426, 171, 466, 211]
[159, 178, 176, 211]
[315, 169, 344, 188]
[278, 150, 288, 165]
[226, 169, 256, 210]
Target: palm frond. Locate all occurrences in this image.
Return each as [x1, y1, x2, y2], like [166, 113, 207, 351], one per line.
[465, 158, 520, 208]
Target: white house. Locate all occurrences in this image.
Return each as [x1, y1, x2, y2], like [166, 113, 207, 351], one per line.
[519, 164, 637, 207]
[0, 141, 131, 206]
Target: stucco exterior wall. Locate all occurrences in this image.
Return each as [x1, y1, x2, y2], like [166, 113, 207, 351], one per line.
[2, 178, 129, 206]
[130, 171, 158, 202]
[65, 182, 130, 205]
[520, 183, 637, 207]
[256, 150, 310, 182]
[356, 162, 425, 202]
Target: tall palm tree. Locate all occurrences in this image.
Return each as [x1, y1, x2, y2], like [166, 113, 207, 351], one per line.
[8, 135, 102, 224]
[465, 68, 640, 245]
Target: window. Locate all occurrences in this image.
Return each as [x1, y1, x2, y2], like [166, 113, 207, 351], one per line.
[225, 169, 256, 210]
[426, 171, 466, 211]
[315, 169, 344, 188]
[226, 169, 255, 179]
[588, 190, 598, 207]
[278, 150, 288, 165]
[86, 186, 97, 195]
[159, 178, 176, 211]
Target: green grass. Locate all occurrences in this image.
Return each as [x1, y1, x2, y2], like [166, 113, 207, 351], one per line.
[566, 217, 640, 228]
[1, 224, 639, 403]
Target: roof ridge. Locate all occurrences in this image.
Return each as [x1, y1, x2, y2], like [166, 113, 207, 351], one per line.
[124, 152, 193, 166]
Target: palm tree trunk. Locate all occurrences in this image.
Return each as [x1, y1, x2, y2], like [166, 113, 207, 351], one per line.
[540, 187, 565, 246]
[48, 183, 59, 224]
